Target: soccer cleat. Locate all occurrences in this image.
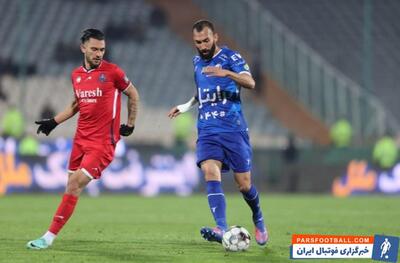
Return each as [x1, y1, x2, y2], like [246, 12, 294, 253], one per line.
[26, 238, 50, 250]
[200, 226, 224, 243]
[255, 227, 269, 246]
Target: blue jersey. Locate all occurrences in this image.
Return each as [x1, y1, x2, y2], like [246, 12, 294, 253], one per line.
[193, 47, 251, 137]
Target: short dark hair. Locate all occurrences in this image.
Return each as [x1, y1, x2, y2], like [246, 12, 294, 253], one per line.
[80, 28, 105, 44]
[192, 19, 215, 33]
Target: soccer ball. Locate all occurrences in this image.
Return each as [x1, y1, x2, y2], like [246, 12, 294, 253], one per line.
[222, 226, 251, 252]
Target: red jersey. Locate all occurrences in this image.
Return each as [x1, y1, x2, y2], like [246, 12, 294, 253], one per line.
[71, 60, 130, 145]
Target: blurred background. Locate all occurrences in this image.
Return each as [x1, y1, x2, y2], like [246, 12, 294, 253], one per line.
[1, 0, 400, 197]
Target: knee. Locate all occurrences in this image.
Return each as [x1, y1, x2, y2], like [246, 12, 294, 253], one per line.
[202, 166, 220, 181]
[66, 177, 81, 196]
[236, 177, 251, 192]
[237, 182, 251, 192]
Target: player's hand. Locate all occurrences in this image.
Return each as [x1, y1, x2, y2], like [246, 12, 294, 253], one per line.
[168, 106, 181, 119]
[120, 124, 135, 136]
[35, 118, 58, 136]
[202, 66, 228, 77]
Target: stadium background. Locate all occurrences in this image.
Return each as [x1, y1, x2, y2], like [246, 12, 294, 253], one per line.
[1, 0, 399, 196]
[0, 0, 399, 262]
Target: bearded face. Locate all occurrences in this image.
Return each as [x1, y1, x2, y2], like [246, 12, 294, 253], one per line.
[193, 27, 218, 61]
[197, 42, 216, 60]
[81, 38, 105, 69]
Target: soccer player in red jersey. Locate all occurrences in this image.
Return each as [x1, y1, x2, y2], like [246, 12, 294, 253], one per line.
[27, 29, 139, 249]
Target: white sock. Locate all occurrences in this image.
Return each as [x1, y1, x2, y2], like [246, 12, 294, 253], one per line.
[42, 231, 56, 245]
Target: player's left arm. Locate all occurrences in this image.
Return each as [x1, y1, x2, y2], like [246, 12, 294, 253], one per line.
[120, 83, 139, 136]
[203, 67, 255, 89]
[227, 70, 255, 90]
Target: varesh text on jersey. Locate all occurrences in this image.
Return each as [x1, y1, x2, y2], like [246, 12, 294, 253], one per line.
[71, 60, 130, 145]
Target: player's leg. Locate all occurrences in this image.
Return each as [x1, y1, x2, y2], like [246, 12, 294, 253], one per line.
[50, 144, 114, 239]
[27, 142, 85, 250]
[203, 160, 227, 229]
[200, 159, 227, 243]
[49, 169, 91, 231]
[223, 131, 268, 246]
[234, 171, 268, 246]
[27, 170, 91, 249]
[196, 135, 229, 243]
[27, 143, 114, 250]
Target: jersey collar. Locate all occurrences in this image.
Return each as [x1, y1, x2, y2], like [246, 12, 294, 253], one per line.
[200, 48, 223, 63]
[212, 48, 222, 59]
[81, 61, 103, 73]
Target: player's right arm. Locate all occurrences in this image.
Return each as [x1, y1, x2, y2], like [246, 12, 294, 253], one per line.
[35, 99, 78, 136]
[168, 96, 198, 119]
[54, 98, 79, 124]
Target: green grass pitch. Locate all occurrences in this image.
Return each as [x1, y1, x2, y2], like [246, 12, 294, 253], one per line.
[0, 194, 399, 262]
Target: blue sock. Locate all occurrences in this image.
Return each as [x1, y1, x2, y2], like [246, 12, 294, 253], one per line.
[206, 181, 227, 231]
[241, 185, 265, 230]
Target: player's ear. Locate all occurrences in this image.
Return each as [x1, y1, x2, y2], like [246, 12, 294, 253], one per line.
[80, 43, 86, 54]
[214, 33, 219, 43]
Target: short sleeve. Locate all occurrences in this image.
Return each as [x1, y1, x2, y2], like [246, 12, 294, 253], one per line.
[114, 66, 131, 92]
[229, 52, 251, 75]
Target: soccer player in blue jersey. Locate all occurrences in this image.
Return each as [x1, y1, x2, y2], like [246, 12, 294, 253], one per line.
[168, 20, 268, 246]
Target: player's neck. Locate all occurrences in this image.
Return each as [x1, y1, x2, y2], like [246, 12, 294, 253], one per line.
[83, 60, 100, 71]
[213, 46, 221, 55]
[211, 46, 221, 59]
[202, 46, 221, 62]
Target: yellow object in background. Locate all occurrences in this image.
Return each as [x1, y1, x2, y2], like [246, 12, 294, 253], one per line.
[373, 136, 398, 169]
[173, 113, 195, 141]
[1, 107, 25, 139]
[19, 135, 39, 156]
[330, 119, 353, 147]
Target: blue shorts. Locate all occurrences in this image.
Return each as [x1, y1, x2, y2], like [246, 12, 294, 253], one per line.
[196, 131, 252, 173]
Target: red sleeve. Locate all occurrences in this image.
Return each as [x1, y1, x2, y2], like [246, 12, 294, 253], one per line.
[113, 66, 131, 92]
[71, 73, 78, 99]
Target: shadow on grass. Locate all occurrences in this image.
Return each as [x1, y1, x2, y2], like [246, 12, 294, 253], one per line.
[54, 239, 180, 262]
[56, 239, 273, 262]
[1, 238, 279, 262]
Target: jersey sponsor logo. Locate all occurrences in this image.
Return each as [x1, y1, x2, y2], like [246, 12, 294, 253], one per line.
[230, 53, 242, 61]
[75, 87, 103, 103]
[198, 86, 227, 109]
